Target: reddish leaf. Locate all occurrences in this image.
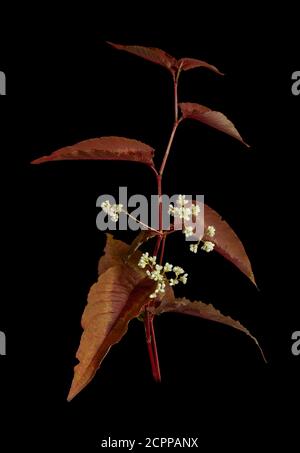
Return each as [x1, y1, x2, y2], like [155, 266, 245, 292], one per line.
[108, 42, 223, 78]
[179, 102, 249, 147]
[97, 232, 158, 275]
[31, 136, 155, 168]
[98, 234, 175, 294]
[68, 234, 175, 400]
[67, 264, 156, 401]
[156, 297, 266, 362]
[186, 201, 256, 286]
[203, 203, 256, 285]
[98, 233, 175, 305]
[98, 234, 131, 276]
[178, 58, 224, 75]
[107, 41, 177, 74]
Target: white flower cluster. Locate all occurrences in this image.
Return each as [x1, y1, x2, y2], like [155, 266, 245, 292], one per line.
[183, 226, 194, 238]
[189, 225, 216, 254]
[101, 200, 123, 222]
[137, 252, 157, 268]
[138, 253, 188, 299]
[169, 266, 188, 286]
[189, 243, 199, 253]
[168, 195, 200, 224]
[206, 225, 216, 238]
[201, 241, 215, 253]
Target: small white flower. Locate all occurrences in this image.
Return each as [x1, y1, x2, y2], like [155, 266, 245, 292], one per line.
[179, 207, 192, 221]
[101, 200, 123, 222]
[157, 281, 166, 293]
[189, 243, 198, 253]
[179, 273, 188, 284]
[101, 200, 112, 213]
[110, 213, 119, 222]
[173, 266, 184, 276]
[201, 241, 215, 253]
[149, 281, 166, 299]
[164, 262, 173, 272]
[169, 203, 191, 221]
[138, 252, 150, 268]
[149, 270, 163, 281]
[114, 204, 123, 213]
[176, 195, 189, 207]
[149, 256, 157, 265]
[141, 257, 187, 298]
[206, 225, 216, 238]
[155, 271, 164, 281]
[184, 226, 194, 238]
[184, 210, 192, 221]
[191, 204, 201, 217]
[112, 204, 123, 221]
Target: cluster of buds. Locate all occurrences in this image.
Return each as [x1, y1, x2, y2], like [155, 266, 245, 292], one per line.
[101, 200, 123, 222]
[168, 195, 216, 255]
[168, 195, 201, 225]
[189, 225, 216, 254]
[138, 253, 188, 299]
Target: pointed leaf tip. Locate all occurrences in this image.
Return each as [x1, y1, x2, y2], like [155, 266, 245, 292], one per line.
[67, 266, 156, 401]
[203, 203, 256, 286]
[157, 298, 266, 363]
[68, 234, 174, 401]
[179, 57, 224, 76]
[179, 102, 249, 147]
[184, 201, 256, 286]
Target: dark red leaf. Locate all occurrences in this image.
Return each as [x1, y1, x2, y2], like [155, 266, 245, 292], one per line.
[156, 297, 266, 362]
[107, 42, 177, 74]
[97, 233, 175, 305]
[185, 201, 256, 286]
[178, 58, 224, 75]
[179, 102, 249, 147]
[98, 233, 159, 276]
[108, 42, 223, 78]
[98, 234, 131, 276]
[67, 264, 155, 401]
[68, 234, 174, 400]
[31, 136, 155, 168]
[203, 203, 256, 286]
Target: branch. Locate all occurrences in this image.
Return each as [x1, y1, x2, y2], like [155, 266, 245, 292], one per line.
[159, 67, 183, 177]
[124, 211, 160, 234]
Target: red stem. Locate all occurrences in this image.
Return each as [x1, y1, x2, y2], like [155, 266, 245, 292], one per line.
[174, 74, 178, 123]
[159, 235, 166, 265]
[159, 121, 179, 177]
[150, 317, 161, 382]
[144, 311, 158, 381]
[153, 174, 163, 257]
[144, 67, 181, 383]
[157, 174, 163, 231]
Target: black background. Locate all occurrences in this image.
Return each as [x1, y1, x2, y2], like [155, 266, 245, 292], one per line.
[1, 5, 299, 451]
